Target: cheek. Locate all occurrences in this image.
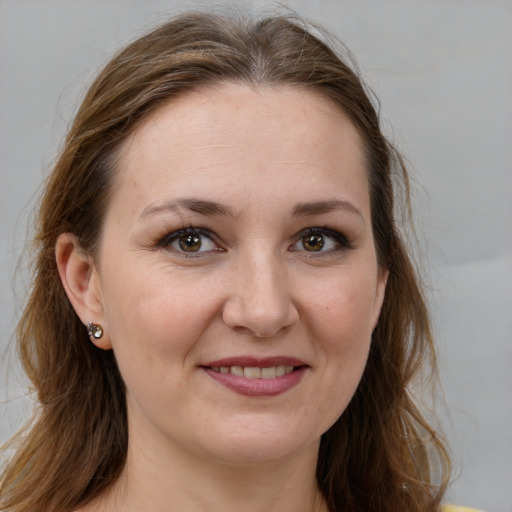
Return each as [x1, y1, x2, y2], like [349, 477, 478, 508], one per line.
[307, 269, 379, 348]
[100, 265, 222, 365]
[301, 269, 378, 420]
[315, 290, 374, 382]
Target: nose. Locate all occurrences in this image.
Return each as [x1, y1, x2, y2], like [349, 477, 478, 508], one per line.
[222, 252, 299, 338]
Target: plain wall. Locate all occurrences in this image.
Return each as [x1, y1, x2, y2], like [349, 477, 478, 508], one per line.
[1, 1, 511, 510]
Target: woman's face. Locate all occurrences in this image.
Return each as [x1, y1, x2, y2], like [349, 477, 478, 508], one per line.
[91, 83, 387, 465]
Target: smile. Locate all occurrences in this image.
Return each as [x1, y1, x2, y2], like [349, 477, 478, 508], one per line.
[209, 365, 295, 379]
[201, 357, 308, 397]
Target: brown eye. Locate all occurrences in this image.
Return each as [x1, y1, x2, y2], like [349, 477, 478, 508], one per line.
[178, 233, 202, 252]
[290, 228, 349, 255]
[159, 227, 219, 255]
[302, 234, 324, 251]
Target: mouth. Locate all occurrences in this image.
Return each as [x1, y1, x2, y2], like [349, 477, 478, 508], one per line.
[200, 357, 308, 397]
[207, 365, 297, 379]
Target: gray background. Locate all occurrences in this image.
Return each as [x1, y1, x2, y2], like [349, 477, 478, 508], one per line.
[1, 1, 511, 510]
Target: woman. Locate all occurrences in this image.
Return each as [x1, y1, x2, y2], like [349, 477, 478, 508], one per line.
[0, 9, 474, 512]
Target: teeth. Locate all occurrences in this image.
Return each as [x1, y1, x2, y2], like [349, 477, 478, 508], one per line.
[231, 366, 244, 377]
[261, 367, 276, 379]
[276, 365, 285, 377]
[244, 367, 261, 379]
[210, 365, 296, 378]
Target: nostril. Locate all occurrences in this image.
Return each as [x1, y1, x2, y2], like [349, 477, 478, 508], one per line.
[230, 324, 284, 339]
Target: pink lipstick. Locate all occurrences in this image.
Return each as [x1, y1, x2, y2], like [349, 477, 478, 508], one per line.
[200, 356, 308, 397]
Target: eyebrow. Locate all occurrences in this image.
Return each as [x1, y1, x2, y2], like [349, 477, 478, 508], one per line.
[140, 198, 235, 219]
[292, 199, 364, 221]
[139, 197, 363, 222]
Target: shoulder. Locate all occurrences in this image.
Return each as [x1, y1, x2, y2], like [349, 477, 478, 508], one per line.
[442, 505, 485, 512]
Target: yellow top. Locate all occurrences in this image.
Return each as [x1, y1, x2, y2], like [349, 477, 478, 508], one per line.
[442, 506, 484, 512]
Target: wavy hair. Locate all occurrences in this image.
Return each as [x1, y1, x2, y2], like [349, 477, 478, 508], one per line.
[0, 10, 450, 512]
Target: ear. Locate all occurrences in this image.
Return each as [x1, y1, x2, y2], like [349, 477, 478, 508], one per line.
[55, 233, 112, 350]
[371, 268, 389, 331]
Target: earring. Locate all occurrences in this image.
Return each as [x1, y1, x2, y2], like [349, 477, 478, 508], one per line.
[87, 322, 104, 339]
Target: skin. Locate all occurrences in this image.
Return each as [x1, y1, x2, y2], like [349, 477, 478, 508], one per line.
[57, 83, 387, 512]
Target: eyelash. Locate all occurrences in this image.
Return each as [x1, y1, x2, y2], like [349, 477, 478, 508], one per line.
[290, 227, 351, 257]
[156, 226, 351, 258]
[156, 226, 222, 257]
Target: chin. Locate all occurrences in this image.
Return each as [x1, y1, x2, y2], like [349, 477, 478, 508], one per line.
[192, 417, 323, 466]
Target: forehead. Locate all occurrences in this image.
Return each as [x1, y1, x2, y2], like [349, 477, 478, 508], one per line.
[112, 83, 369, 216]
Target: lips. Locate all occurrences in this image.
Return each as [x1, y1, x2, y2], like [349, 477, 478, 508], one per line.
[200, 356, 308, 397]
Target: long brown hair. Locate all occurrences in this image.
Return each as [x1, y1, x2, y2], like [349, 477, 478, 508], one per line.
[1, 10, 450, 512]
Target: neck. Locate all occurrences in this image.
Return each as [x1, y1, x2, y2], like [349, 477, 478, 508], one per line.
[86, 418, 328, 512]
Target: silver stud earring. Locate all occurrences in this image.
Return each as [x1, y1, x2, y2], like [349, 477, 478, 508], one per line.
[87, 322, 104, 339]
